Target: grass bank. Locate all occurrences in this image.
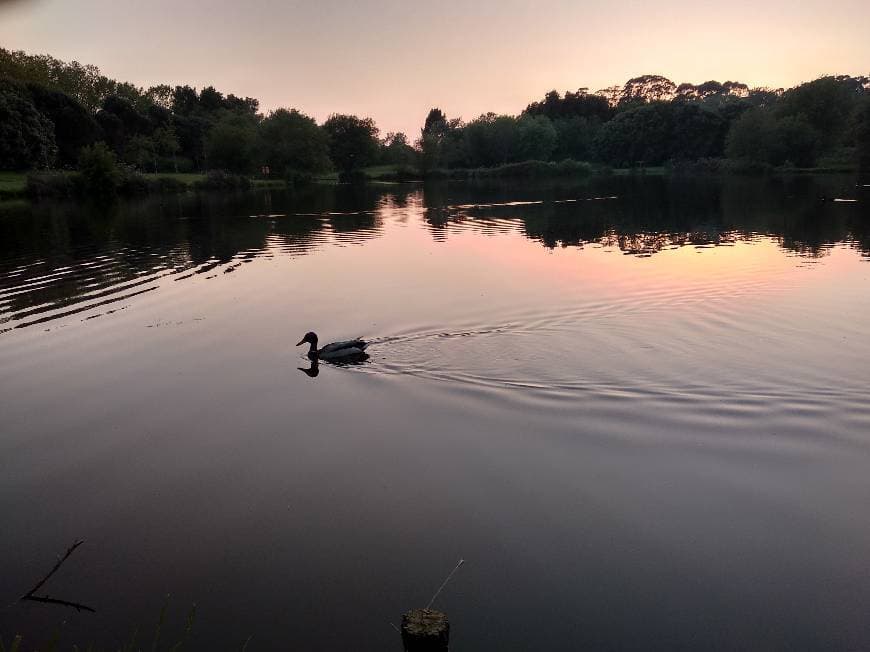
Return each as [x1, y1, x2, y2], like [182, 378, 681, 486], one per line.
[0, 172, 27, 198]
[314, 164, 420, 183]
[5, 161, 861, 202]
[145, 173, 284, 189]
[425, 159, 598, 180]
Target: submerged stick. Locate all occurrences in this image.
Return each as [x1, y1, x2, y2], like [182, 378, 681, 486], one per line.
[20, 540, 96, 613]
[19, 595, 95, 613]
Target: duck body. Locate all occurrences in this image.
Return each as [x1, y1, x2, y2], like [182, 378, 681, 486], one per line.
[296, 331, 368, 361]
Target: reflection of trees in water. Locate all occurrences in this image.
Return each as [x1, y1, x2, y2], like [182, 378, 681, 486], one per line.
[0, 178, 866, 328]
[267, 184, 413, 249]
[0, 184, 429, 324]
[0, 187, 397, 322]
[420, 176, 870, 258]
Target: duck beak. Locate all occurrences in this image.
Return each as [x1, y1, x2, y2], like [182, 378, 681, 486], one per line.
[296, 339, 305, 346]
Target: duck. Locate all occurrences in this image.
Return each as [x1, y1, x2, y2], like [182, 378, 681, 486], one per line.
[296, 332, 369, 361]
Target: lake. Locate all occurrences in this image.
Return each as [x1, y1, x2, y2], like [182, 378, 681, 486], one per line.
[1, 175, 869, 650]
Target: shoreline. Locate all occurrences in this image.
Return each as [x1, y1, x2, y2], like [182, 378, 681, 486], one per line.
[0, 165, 864, 202]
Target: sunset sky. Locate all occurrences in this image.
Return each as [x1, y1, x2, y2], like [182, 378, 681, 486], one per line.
[2, 0, 868, 136]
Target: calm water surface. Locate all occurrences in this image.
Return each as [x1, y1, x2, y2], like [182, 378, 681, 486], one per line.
[1, 176, 869, 650]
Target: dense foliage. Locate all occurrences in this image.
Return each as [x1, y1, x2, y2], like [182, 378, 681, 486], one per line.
[1, 47, 868, 178]
[0, 79, 57, 169]
[322, 114, 380, 177]
[259, 109, 331, 179]
[858, 98, 870, 172]
[77, 142, 120, 195]
[0, 47, 383, 180]
[419, 73, 870, 172]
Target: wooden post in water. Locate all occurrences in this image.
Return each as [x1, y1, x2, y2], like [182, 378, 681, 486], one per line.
[401, 608, 449, 651]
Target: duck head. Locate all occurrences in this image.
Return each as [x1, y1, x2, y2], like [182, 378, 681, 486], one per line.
[296, 331, 318, 348]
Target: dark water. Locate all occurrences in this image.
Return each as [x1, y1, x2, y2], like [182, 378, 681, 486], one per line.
[1, 176, 869, 650]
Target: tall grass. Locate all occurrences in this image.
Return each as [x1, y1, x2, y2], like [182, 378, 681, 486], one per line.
[426, 159, 596, 180]
[1, 598, 211, 652]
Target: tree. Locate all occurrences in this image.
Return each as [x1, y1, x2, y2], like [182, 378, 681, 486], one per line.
[668, 103, 727, 161]
[171, 85, 199, 116]
[0, 85, 57, 170]
[153, 125, 181, 172]
[593, 101, 725, 165]
[322, 114, 380, 175]
[595, 103, 674, 165]
[552, 116, 600, 161]
[618, 75, 677, 107]
[674, 80, 750, 102]
[515, 115, 557, 161]
[595, 86, 623, 107]
[745, 87, 782, 108]
[725, 108, 775, 163]
[857, 98, 870, 172]
[422, 108, 449, 137]
[225, 94, 259, 117]
[0, 47, 147, 111]
[380, 132, 416, 166]
[96, 95, 151, 156]
[25, 81, 100, 167]
[524, 89, 613, 122]
[124, 134, 157, 171]
[776, 76, 865, 152]
[172, 113, 210, 170]
[259, 108, 331, 176]
[772, 115, 821, 167]
[419, 108, 466, 170]
[146, 84, 174, 110]
[78, 142, 120, 194]
[204, 114, 258, 173]
[726, 108, 821, 166]
[198, 86, 225, 114]
[464, 113, 520, 167]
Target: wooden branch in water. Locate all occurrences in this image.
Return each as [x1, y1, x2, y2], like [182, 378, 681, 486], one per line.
[19, 539, 96, 613]
[21, 540, 83, 599]
[20, 595, 96, 613]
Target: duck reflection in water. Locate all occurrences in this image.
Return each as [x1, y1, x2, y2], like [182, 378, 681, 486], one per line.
[297, 354, 371, 378]
[298, 359, 321, 377]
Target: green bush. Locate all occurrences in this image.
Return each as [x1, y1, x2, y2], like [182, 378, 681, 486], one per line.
[337, 169, 368, 184]
[0, 597, 197, 652]
[720, 158, 773, 175]
[669, 157, 774, 175]
[424, 159, 594, 180]
[0, 84, 57, 170]
[668, 158, 724, 175]
[27, 166, 189, 199]
[373, 165, 422, 182]
[816, 146, 859, 171]
[284, 167, 315, 188]
[149, 176, 188, 193]
[78, 142, 120, 195]
[193, 170, 251, 191]
[25, 170, 77, 198]
[118, 166, 149, 194]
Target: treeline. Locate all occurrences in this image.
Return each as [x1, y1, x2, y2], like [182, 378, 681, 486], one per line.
[420, 74, 870, 173]
[2, 47, 869, 182]
[0, 47, 413, 181]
